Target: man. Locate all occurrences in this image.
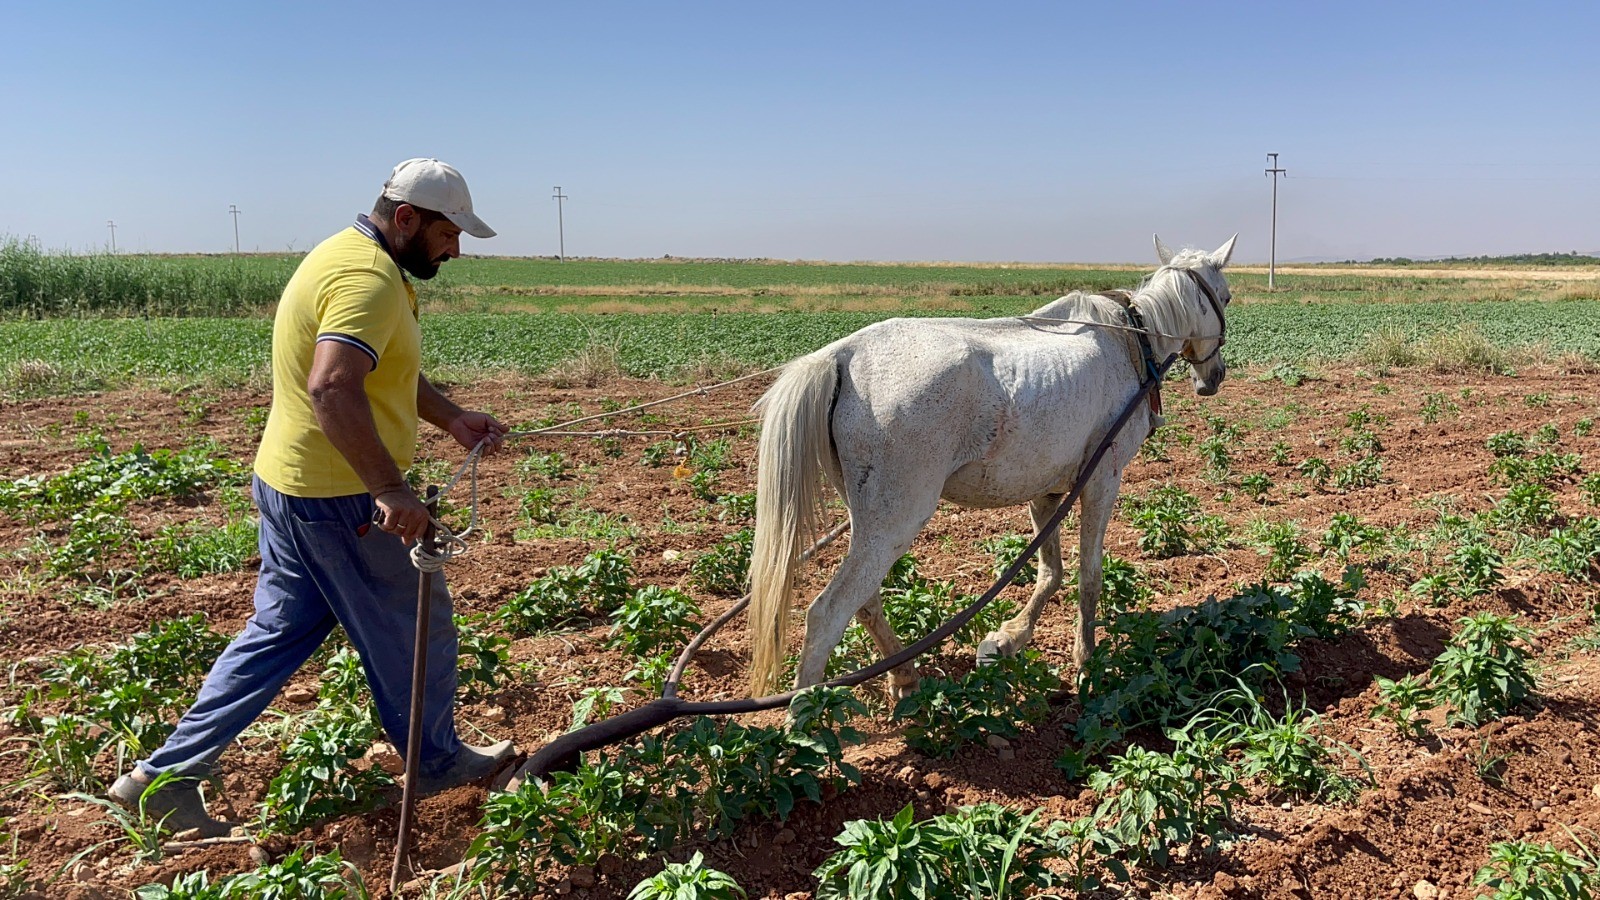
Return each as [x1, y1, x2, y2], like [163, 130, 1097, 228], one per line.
[109, 159, 514, 835]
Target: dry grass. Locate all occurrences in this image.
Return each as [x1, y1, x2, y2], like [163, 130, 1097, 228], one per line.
[1419, 325, 1511, 375]
[540, 338, 627, 388]
[1356, 327, 1419, 373]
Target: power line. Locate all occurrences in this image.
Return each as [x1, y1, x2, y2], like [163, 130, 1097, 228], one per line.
[552, 186, 568, 260]
[107, 220, 117, 253]
[229, 204, 242, 254]
[1264, 153, 1286, 289]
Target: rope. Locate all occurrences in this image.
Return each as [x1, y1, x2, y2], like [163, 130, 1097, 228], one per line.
[405, 368, 782, 571]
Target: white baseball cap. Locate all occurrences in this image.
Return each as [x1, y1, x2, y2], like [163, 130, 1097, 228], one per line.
[381, 158, 496, 239]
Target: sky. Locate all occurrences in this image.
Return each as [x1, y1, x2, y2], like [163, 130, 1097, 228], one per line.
[5, 1, 1599, 263]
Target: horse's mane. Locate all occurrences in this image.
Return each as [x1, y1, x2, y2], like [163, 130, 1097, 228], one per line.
[1129, 250, 1210, 343]
[1027, 291, 1131, 329]
[1026, 249, 1212, 344]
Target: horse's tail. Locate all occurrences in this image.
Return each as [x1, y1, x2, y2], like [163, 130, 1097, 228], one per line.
[748, 351, 838, 696]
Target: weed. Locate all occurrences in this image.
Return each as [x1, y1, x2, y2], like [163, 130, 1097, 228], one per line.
[1420, 392, 1459, 424]
[151, 517, 259, 578]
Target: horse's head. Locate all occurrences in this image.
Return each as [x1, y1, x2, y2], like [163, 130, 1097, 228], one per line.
[1154, 234, 1235, 396]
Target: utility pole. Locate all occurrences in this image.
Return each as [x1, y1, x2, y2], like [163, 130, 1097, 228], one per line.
[107, 220, 117, 253]
[552, 186, 568, 260]
[229, 205, 242, 254]
[1264, 153, 1286, 289]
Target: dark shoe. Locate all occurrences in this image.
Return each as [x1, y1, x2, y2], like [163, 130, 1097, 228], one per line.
[414, 740, 515, 796]
[107, 770, 233, 838]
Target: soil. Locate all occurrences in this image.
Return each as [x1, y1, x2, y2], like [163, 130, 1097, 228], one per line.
[1, 364, 1598, 899]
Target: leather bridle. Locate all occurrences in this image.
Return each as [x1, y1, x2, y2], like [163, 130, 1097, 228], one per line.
[1178, 267, 1229, 365]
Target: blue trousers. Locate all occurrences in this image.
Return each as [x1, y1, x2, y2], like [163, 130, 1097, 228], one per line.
[140, 475, 461, 779]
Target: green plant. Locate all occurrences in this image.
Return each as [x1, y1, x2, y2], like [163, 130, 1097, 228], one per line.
[1261, 360, 1308, 387]
[1238, 472, 1273, 502]
[216, 847, 370, 899]
[1089, 737, 1243, 869]
[1474, 839, 1598, 900]
[1420, 392, 1459, 424]
[1449, 541, 1505, 597]
[1371, 674, 1436, 740]
[456, 615, 509, 702]
[1333, 455, 1383, 491]
[627, 852, 745, 900]
[1123, 484, 1228, 558]
[1321, 513, 1385, 561]
[813, 803, 1072, 900]
[1197, 435, 1231, 477]
[518, 449, 570, 481]
[1578, 419, 1595, 438]
[688, 529, 753, 596]
[1269, 440, 1292, 466]
[892, 652, 1057, 757]
[1297, 456, 1331, 490]
[609, 586, 702, 658]
[1430, 612, 1537, 727]
[570, 686, 626, 730]
[1248, 520, 1311, 581]
[1497, 483, 1559, 531]
[497, 549, 636, 634]
[1488, 430, 1529, 458]
[979, 533, 1036, 585]
[258, 706, 393, 834]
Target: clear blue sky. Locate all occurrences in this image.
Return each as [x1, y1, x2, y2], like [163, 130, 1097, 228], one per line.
[6, 1, 1598, 262]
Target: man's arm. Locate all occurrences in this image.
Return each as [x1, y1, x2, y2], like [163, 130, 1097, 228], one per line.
[419, 374, 507, 454]
[308, 341, 432, 542]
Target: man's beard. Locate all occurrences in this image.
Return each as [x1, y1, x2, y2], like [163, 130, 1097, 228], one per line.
[394, 234, 444, 280]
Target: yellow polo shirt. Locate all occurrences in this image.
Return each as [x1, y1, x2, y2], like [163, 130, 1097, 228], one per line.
[254, 223, 420, 497]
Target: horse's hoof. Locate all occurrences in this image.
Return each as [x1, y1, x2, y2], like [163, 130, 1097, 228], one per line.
[976, 639, 1002, 666]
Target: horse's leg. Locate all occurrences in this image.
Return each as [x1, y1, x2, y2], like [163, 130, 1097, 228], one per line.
[1073, 469, 1121, 676]
[977, 493, 1066, 664]
[795, 507, 933, 691]
[853, 598, 920, 699]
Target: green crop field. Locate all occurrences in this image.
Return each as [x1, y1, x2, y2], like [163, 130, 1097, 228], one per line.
[3, 246, 1600, 394]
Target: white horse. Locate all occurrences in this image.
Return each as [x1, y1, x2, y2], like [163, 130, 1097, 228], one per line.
[746, 235, 1237, 696]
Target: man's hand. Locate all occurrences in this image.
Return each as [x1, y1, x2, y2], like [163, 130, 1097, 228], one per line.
[446, 410, 508, 455]
[374, 486, 433, 545]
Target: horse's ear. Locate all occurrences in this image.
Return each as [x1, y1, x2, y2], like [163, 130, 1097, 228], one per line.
[1153, 234, 1174, 265]
[1211, 234, 1238, 268]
